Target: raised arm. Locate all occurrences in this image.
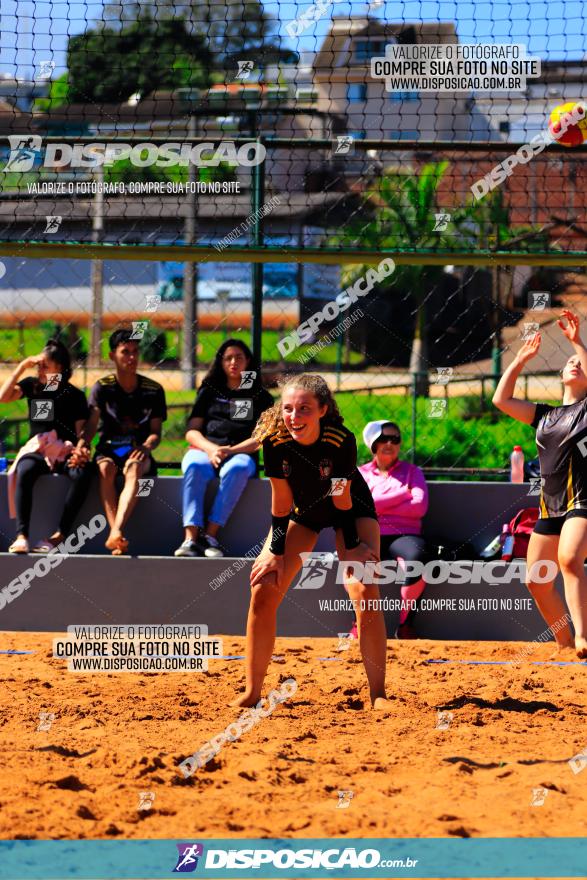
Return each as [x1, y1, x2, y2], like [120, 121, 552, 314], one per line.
[558, 309, 587, 374]
[492, 334, 540, 425]
[0, 355, 43, 403]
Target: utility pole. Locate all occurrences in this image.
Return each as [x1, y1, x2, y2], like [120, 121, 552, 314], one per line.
[88, 162, 104, 367]
[249, 109, 264, 365]
[181, 115, 198, 390]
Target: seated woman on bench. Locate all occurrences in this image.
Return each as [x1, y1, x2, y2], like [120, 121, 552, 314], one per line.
[359, 420, 431, 639]
[0, 340, 92, 554]
[174, 339, 273, 559]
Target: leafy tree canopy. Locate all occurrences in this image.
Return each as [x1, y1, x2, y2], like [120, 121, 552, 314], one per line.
[67, 13, 212, 104]
[103, 0, 297, 72]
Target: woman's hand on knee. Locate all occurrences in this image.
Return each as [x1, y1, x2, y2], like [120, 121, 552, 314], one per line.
[340, 541, 379, 567]
[250, 552, 284, 589]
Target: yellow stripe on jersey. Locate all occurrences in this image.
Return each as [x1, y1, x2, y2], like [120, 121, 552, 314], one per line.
[268, 432, 292, 446]
[323, 428, 346, 446]
[540, 492, 548, 518]
[567, 458, 576, 511]
[141, 376, 162, 390]
[323, 436, 344, 447]
[98, 374, 116, 386]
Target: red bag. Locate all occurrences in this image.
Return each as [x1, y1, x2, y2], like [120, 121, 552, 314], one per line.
[502, 508, 539, 559]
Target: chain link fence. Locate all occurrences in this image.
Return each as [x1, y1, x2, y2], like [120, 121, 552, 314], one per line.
[2, 2, 587, 474]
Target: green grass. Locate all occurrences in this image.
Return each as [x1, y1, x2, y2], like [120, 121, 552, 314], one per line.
[0, 326, 362, 367]
[0, 390, 549, 475]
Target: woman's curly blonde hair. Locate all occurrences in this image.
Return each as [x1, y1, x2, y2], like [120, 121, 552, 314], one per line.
[253, 373, 343, 443]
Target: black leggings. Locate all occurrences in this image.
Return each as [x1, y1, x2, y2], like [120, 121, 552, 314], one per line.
[15, 454, 94, 537]
[380, 534, 433, 587]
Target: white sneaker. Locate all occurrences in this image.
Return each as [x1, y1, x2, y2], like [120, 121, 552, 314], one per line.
[199, 534, 224, 558]
[174, 540, 200, 558]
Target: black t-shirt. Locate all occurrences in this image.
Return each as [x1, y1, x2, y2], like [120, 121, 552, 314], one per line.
[18, 377, 89, 443]
[263, 421, 361, 522]
[532, 399, 587, 517]
[189, 383, 274, 447]
[88, 374, 167, 449]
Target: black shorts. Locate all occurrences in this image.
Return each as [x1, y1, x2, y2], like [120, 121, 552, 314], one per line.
[95, 446, 158, 476]
[534, 509, 587, 536]
[290, 471, 378, 534]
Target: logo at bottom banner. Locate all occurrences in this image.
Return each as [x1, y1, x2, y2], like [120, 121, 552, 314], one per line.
[180, 846, 407, 871]
[173, 843, 205, 872]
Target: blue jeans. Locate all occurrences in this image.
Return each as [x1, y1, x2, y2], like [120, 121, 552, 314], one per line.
[181, 448, 256, 529]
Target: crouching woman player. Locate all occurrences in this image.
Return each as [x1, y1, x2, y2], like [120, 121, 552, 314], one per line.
[234, 374, 393, 711]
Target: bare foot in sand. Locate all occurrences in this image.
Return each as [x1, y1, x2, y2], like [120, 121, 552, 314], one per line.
[549, 645, 576, 661]
[372, 696, 394, 712]
[231, 692, 261, 709]
[575, 637, 587, 660]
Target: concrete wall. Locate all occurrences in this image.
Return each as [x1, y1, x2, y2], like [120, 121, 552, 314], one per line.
[0, 475, 558, 640]
[0, 473, 534, 557]
[0, 552, 562, 641]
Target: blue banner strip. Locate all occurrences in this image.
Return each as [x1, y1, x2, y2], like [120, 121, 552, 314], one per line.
[1, 838, 587, 878]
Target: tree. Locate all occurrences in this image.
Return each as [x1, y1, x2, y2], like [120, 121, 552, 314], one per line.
[102, 0, 297, 72]
[332, 163, 549, 395]
[66, 13, 212, 104]
[33, 72, 70, 111]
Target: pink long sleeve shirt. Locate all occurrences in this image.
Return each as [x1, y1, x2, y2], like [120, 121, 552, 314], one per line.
[358, 458, 429, 536]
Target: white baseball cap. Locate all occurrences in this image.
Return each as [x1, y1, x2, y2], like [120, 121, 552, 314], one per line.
[362, 420, 398, 453]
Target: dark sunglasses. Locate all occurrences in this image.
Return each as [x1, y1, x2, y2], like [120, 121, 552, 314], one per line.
[377, 434, 401, 445]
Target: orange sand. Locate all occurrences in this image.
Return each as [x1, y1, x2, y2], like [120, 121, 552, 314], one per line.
[0, 633, 585, 842]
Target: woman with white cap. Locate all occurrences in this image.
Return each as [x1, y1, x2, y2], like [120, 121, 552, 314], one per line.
[359, 420, 430, 638]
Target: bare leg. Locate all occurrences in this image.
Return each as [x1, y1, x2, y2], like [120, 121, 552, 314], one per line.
[106, 459, 149, 552]
[558, 518, 587, 658]
[525, 531, 574, 649]
[234, 522, 318, 707]
[205, 522, 220, 538]
[97, 459, 118, 531]
[336, 518, 393, 710]
[184, 525, 200, 542]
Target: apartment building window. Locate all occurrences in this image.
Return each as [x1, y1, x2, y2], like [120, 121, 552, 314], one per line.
[389, 91, 419, 101]
[499, 120, 510, 133]
[347, 83, 368, 102]
[354, 38, 387, 63]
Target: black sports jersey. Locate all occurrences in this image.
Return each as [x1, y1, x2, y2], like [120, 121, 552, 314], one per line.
[88, 374, 167, 450]
[532, 399, 587, 517]
[18, 377, 88, 443]
[263, 421, 376, 528]
[189, 383, 274, 447]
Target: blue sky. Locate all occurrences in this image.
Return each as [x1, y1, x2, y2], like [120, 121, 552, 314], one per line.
[1, 0, 586, 80]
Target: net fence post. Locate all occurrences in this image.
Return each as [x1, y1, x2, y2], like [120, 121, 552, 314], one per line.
[411, 373, 417, 465]
[88, 163, 104, 368]
[250, 122, 265, 365]
[181, 114, 198, 391]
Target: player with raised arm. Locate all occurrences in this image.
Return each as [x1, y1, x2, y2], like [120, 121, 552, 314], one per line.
[493, 310, 587, 658]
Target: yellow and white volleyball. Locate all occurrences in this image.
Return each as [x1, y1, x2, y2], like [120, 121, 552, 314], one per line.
[548, 101, 587, 147]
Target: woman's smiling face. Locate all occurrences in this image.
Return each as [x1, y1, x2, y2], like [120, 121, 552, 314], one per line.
[282, 387, 327, 445]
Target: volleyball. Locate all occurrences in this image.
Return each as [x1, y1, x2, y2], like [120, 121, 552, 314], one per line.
[548, 101, 587, 146]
